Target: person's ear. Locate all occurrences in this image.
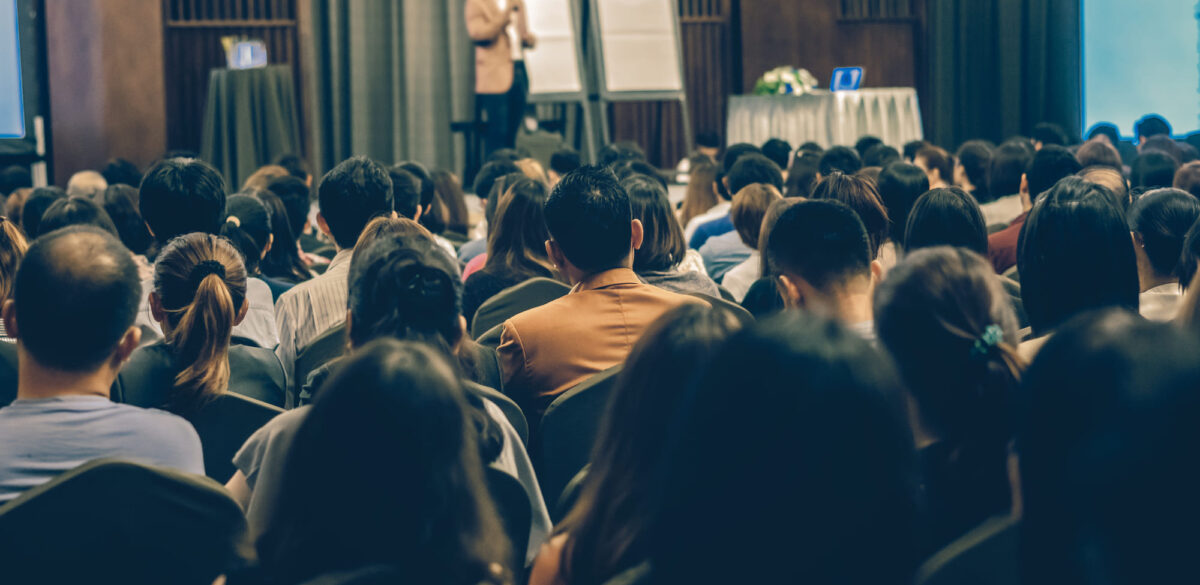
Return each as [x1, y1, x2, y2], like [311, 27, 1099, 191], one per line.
[262, 233, 274, 258]
[630, 219, 644, 251]
[149, 292, 166, 324]
[869, 259, 884, 283]
[2, 299, 17, 340]
[545, 239, 567, 271]
[722, 176, 731, 192]
[777, 274, 803, 308]
[233, 298, 250, 327]
[454, 315, 468, 351]
[343, 310, 355, 349]
[112, 326, 142, 367]
[1019, 174, 1029, 196]
[413, 205, 424, 222]
[316, 213, 333, 238]
[143, 221, 156, 238]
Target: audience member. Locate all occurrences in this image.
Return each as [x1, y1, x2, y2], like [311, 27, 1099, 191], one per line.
[981, 141, 1034, 226]
[683, 143, 761, 242]
[875, 247, 1023, 553]
[220, 193, 294, 301]
[818, 145, 863, 178]
[529, 305, 740, 585]
[954, 140, 993, 203]
[915, 145, 954, 189]
[783, 150, 821, 197]
[120, 233, 285, 412]
[690, 153, 782, 250]
[274, 156, 393, 395]
[736, 198, 802, 318]
[864, 143, 902, 167]
[1017, 177, 1138, 346]
[463, 171, 534, 280]
[677, 160, 719, 228]
[648, 312, 919, 584]
[0, 228, 203, 502]
[1031, 122, 1069, 150]
[397, 161, 455, 255]
[877, 162, 931, 254]
[720, 185, 785, 301]
[1174, 160, 1200, 198]
[1126, 189, 1200, 321]
[242, 164, 290, 192]
[464, 177, 557, 324]
[1086, 122, 1120, 146]
[597, 141, 646, 167]
[38, 196, 118, 238]
[459, 159, 523, 264]
[498, 166, 702, 420]
[701, 182, 781, 288]
[65, 170, 108, 198]
[272, 153, 311, 185]
[1018, 310, 1200, 585]
[1140, 134, 1183, 163]
[611, 158, 668, 190]
[21, 186, 66, 238]
[99, 158, 142, 189]
[904, 139, 930, 163]
[760, 138, 792, 177]
[987, 145, 1081, 274]
[432, 168, 472, 237]
[4, 187, 29, 227]
[766, 199, 881, 338]
[1078, 165, 1130, 212]
[903, 188, 988, 255]
[0, 165, 31, 197]
[809, 171, 890, 260]
[99, 184, 153, 257]
[1131, 150, 1180, 191]
[0, 217, 26, 342]
[855, 135, 884, 158]
[256, 188, 313, 287]
[549, 148, 582, 187]
[1075, 139, 1122, 171]
[626, 176, 720, 297]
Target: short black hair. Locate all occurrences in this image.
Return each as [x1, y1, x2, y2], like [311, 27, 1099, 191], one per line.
[598, 141, 646, 167]
[100, 158, 142, 188]
[876, 162, 930, 244]
[550, 148, 582, 176]
[317, 156, 394, 249]
[1086, 123, 1121, 145]
[696, 131, 721, 149]
[1131, 151, 1180, 191]
[544, 166, 632, 272]
[21, 187, 67, 238]
[1140, 135, 1183, 163]
[1025, 145, 1082, 202]
[395, 162, 436, 209]
[266, 176, 311, 238]
[863, 144, 901, 168]
[717, 143, 763, 200]
[13, 227, 140, 370]
[99, 185, 153, 255]
[818, 146, 863, 176]
[1127, 188, 1200, 278]
[903, 187, 987, 255]
[903, 140, 929, 162]
[1017, 177, 1139, 335]
[221, 194, 273, 273]
[472, 159, 521, 199]
[760, 139, 793, 171]
[989, 142, 1033, 197]
[612, 159, 668, 190]
[272, 153, 311, 181]
[1135, 115, 1171, 141]
[798, 141, 824, 155]
[139, 158, 228, 242]
[38, 197, 119, 238]
[767, 199, 871, 290]
[389, 167, 421, 220]
[955, 140, 993, 200]
[1032, 122, 1070, 147]
[726, 154, 784, 195]
[855, 136, 884, 158]
[0, 165, 31, 197]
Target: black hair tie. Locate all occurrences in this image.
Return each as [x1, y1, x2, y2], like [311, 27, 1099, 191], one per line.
[188, 260, 226, 290]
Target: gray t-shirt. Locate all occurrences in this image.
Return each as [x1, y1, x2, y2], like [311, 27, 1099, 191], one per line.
[0, 396, 205, 502]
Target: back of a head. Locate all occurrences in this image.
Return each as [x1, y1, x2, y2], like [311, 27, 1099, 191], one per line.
[726, 153, 784, 195]
[1076, 139, 1123, 171]
[220, 194, 273, 274]
[348, 229, 463, 349]
[0, 217, 27, 304]
[988, 142, 1034, 197]
[612, 159, 668, 190]
[864, 143, 901, 168]
[903, 140, 929, 162]
[0, 165, 32, 197]
[650, 312, 917, 584]
[1175, 161, 1200, 198]
[5, 187, 28, 228]
[784, 151, 821, 197]
[877, 162, 930, 244]
[389, 166, 422, 220]
[855, 135, 884, 158]
[153, 233, 248, 412]
[767, 198, 871, 292]
[1086, 123, 1120, 146]
[66, 170, 109, 199]
[956, 140, 993, 199]
[259, 338, 506, 585]
[272, 153, 311, 182]
[731, 183, 782, 248]
[318, 157, 394, 249]
[21, 187, 66, 239]
[266, 175, 312, 238]
[1140, 135, 1183, 164]
[1017, 177, 1138, 335]
[819, 145, 863, 176]
[14, 227, 140, 371]
[1131, 150, 1180, 191]
[242, 165, 290, 193]
[140, 158, 228, 242]
[875, 246, 1021, 463]
[550, 148, 582, 176]
[1026, 145, 1083, 202]
[544, 166, 632, 273]
[1127, 188, 1200, 280]
[38, 197, 119, 239]
[473, 159, 522, 199]
[486, 177, 554, 278]
[100, 185, 153, 255]
[396, 161, 440, 232]
[915, 145, 954, 184]
[598, 141, 646, 168]
[902, 187, 987, 255]
[432, 169, 470, 234]
[625, 175, 684, 273]
[760, 138, 793, 171]
[1032, 122, 1069, 147]
[1135, 114, 1171, 143]
[1078, 165, 1129, 212]
[1019, 310, 1200, 585]
[716, 143, 762, 200]
[810, 171, 890, 258]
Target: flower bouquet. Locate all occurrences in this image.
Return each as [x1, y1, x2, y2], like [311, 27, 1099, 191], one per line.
[753, 66, 819, 96]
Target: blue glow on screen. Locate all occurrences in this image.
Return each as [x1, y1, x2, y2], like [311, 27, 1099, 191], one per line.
[0, 0, 23, 139]
[1083, 0, 1200, 138]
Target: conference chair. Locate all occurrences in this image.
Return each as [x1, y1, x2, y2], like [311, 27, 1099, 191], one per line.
[294, 323, 349, 401]
[536, 365, 622, 511]
[299, 566, 407, 585]
[688, 292, 755, 325]
[0, 459, 248, 585]
[603, 562, 653, 585]
[485, 467, 533, 577]
[189, 392, 285, 482]
[471, 277, 571, 339]
[915, 514, 1019, 585]
[467, 380, 529, 447]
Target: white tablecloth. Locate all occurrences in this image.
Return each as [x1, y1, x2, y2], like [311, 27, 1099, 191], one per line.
[726, 88, 923, 150]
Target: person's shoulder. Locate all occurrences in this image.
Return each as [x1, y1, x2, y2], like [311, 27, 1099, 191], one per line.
[109, 403, 200, 440]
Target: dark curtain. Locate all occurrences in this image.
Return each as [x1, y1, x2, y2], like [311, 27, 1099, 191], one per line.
[925, 0, 1080, 149]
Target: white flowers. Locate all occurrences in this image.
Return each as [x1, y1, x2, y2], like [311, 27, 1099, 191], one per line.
[754, 66, 819, 96]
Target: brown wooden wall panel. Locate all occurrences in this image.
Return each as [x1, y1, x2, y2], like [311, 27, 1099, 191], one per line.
[609, 0, 734, 168]
[162, 0, 302, 154]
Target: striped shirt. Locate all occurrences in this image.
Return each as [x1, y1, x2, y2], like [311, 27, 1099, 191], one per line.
[274, 249, 353, 397]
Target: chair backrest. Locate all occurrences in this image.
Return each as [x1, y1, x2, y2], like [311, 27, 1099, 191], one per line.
[294, 323, 348, 399]
[0, 459, 247, 585]
[688, 292, 755, 325]
[915, 514, 1019, 585]
[537, 365, 622, 512]
[471, 277, 571, 339]
[466, 381, 529, 447]
[191, 392, 284, 482]
[485, 466, 532, 576]
[0, 342, 16, 408]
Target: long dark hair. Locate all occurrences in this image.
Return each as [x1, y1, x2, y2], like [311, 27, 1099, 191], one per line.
[1127, 188, 1200, 282]
[902, 187, 988, 255]
[556, 305, 741, 585]
[877, 162, 930, 245]
[625, 176, 686, 273]
[220, 193, 272, 275]
[433, 169, 471, 236]
[256, 339, 511, 585]
[256, 190, 313, 283]
[98, 184, 153, 255]
[483, 177, 555, 280]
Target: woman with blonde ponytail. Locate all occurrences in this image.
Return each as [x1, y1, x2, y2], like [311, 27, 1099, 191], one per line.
[873, 246, 1026, 557]
[118, 233, 286, 414]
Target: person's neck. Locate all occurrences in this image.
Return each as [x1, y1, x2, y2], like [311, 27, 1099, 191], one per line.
[1140, 271, 1176, 293]
[826, 275, 875, 326]
[15, 349, 114, 401]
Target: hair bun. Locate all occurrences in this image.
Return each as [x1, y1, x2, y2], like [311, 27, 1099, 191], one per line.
[188, 260, 226, 290]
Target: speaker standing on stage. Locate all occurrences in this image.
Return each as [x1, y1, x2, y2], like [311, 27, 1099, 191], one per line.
[466, 0, 536, 156]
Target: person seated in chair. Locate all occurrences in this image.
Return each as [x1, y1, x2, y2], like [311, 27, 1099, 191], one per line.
[0, 227, 203, 502]
[498, 166, 704, 422]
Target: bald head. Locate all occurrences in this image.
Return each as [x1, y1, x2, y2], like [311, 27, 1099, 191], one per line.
[11, 227, 140, 371]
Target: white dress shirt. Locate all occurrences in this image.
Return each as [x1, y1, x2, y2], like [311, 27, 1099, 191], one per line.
[274, 249, 354, 395]
[1140, 282, 1183, 322]
[980, 194, 1024, 228]
[721, 251, 761, 302]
